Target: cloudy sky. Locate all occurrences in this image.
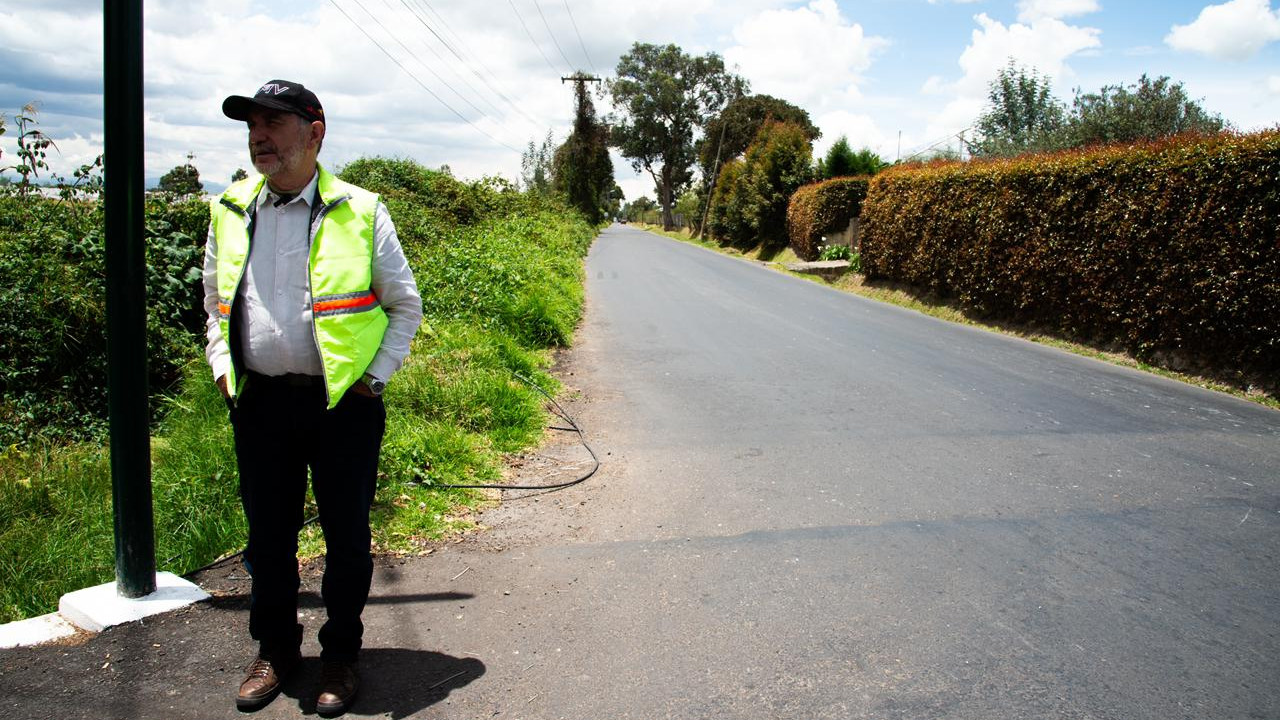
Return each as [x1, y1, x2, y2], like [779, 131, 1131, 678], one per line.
[2, 0, 1278, 201]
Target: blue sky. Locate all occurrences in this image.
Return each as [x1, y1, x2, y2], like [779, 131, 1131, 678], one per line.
[1, 0, 1277, 201]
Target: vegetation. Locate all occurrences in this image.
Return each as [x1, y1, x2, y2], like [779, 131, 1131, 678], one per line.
[695, 94, 818, 234]
[0, 115, 595, 623]
[971, 60, 1066, 158]
[552, 75, 614, 225]
[521, 131, 556, 195]
[973, 61, 1229, 157]
[607, 42, 747, 230]
[816, 137, 886, 179]
[1062, 74, 1227, 147]
[861, 130, 1280, 389]
[708, 120, 814, 250]
[157, 161, 204, 196]
[786, 176, 869, 261]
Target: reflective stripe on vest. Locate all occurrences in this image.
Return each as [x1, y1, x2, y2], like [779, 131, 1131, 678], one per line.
[313, 290, 381, 316]
[210, 164, 387, 408]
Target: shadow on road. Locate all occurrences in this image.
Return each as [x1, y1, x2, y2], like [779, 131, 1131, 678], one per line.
[270, 650, 485, 718]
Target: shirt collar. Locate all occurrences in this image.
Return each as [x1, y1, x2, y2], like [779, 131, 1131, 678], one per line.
[256, 170, 320, 210]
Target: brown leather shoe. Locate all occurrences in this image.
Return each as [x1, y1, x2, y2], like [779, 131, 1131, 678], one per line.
[316, 660, 360, 716]
[236, 653, 298, 711]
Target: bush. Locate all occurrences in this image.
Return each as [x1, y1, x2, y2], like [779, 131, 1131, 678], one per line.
[707, 121, 814, 250]
[787, 176, 870, 261]
[818, 244, 851, 261]
[0, 192, 207, 444]
[861, 130, 1280, 382]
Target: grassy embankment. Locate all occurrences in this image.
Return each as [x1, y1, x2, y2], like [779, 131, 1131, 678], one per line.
[632, 223, 1278, 409]
[0, 159, 596, 624]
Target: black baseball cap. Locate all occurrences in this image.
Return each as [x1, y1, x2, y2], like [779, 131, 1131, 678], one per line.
[222, 80, 325, 123]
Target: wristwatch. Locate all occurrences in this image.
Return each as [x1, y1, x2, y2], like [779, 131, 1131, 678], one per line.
[364, 375, 386, 396]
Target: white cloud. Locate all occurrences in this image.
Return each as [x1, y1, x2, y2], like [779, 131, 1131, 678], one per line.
[1165, 0, 1280, 61]
[723, 0, 889, 112]
[1270, 76, 1280, 95]
[922, 12, 1100, 141]
[957, 14, 1101, 94]
[1016, 0, 1101, 23]
[813, 110, 886, 159]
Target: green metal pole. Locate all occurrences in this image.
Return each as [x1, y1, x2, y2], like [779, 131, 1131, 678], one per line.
[104, 0, 156, 598]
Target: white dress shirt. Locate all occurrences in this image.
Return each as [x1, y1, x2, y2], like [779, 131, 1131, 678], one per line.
[203, 171, 423, 386]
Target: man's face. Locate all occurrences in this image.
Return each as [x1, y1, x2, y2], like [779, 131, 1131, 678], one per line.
[246, 107, 318, 180]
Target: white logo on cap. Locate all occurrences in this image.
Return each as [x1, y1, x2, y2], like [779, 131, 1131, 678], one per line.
[260, 83, 291, 95]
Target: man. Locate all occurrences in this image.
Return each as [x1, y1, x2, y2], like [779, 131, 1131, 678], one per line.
[203, 79, 423, 715]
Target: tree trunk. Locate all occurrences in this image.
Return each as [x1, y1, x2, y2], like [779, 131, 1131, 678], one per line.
[659, 167, 675, 231]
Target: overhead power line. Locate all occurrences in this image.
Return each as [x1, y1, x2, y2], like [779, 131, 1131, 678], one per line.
[508, 0, 561, 74]
[562, 0, 596, 74]
[392, 0, 511, 120]
[899, 126, 974, 162]
[532, 0, 575, 72]
[406, 0, 545, 127]
[328, 0, 522, 153]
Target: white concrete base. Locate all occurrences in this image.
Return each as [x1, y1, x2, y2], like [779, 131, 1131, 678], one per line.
[0, 612, 80, 649]
[58, 572, 209, 633]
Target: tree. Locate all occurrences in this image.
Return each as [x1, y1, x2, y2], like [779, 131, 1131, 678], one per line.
[552, 75, 614, 224]
[1062, 74, 1227, 147]
[623, 196, 657, 223]
[157, 160, 203, 196]
[606, 184, 625, 219]
[231, 168, 248, 182]
[972, 60, 1065, 158]
[819, 136, 857, 178]
[697, 94, 818, 232]
[521, 130, 556, 194]
[850, 147, 888, 175]
[608, 42, 747, 230]
[740, 121, 814, 248]
[709, 121, 814, 249]
[698, 94, 819, 182]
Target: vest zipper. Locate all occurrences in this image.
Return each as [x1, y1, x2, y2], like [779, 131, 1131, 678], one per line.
[307, 192, 353, 407]
[219, 197, 256, 409]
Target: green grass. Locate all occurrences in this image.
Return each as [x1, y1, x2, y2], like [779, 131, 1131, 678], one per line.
[0, 442, 113, 623]
[0, 164, 595, 624]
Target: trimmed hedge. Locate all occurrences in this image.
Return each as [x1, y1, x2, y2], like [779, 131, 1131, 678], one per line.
[861, 131, 1280, 380]
[787, 176, 870, 260]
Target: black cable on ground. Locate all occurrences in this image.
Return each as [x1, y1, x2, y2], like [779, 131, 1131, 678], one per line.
[182, 371, 597, 577]
[433, 370, 600, 490]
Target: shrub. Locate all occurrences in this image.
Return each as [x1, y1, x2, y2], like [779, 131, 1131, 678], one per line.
[0, 192, 207, 444]
[818, 244, 851, 261]
[707, 159, 750, 247]
[861, 130, 1280, 381]
[787, 176, 869, 261]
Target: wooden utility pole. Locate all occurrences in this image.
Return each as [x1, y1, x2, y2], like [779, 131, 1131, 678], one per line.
[561, 73, 602, 125]
[561, 73, 602, 88]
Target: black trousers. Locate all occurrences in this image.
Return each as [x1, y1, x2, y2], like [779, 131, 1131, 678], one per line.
[230, 372, 385, 662]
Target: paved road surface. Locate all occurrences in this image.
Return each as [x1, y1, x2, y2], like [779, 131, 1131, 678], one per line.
[3, 224, 1277, 719]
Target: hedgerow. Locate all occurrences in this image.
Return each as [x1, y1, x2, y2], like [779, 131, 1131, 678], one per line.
[860, 131, 1280, 383]
[786, 176, 869, 261]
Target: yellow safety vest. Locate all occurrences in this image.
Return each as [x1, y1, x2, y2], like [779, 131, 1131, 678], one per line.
[210, 165, 388, 408]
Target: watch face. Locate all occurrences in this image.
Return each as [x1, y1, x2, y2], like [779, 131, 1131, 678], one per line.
[370, 380, 386, 395]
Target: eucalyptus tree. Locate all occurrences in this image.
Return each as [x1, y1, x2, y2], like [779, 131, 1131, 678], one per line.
[608, 42, 747, 230]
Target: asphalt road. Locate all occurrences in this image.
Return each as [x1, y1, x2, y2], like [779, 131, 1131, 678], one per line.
[3, 224, 1277, 719]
